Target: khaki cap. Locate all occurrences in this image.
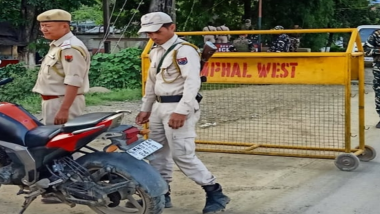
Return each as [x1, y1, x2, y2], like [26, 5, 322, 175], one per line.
[37, 9, 71, 22]
[138, 12, 173, 33]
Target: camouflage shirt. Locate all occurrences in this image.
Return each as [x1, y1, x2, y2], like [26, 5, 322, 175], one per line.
[231, 37, 254, 52]
[363, 29, 380, 62]
[268, 34, 291, 52]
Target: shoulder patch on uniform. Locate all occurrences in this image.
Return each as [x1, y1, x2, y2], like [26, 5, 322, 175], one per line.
[60, 40, 72, 50]
[64, 55, 73, 62]
[176, 57, 188, 65]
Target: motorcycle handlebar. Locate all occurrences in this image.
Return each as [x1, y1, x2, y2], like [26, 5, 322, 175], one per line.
[0, 78, 13, 86]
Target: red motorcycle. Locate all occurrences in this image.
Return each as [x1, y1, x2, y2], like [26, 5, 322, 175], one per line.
[0, 77, 167, 214]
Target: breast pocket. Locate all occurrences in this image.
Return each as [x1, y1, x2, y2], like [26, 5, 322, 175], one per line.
[45, 58, 65, 78]
[160, 58, 181, 82]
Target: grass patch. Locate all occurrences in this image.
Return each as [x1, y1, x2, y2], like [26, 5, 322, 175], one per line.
[13, 88, 142, 114]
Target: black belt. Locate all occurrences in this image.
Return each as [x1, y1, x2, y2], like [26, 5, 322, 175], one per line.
[156, 95, 183, 103]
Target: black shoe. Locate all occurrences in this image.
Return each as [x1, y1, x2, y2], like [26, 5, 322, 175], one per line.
[164, 191, 173, 208]
[202, 183, 230, 214]
[376, 121, 380, 129]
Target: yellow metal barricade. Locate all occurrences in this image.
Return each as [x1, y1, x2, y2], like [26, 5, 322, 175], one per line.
[141, 28, 373, 171]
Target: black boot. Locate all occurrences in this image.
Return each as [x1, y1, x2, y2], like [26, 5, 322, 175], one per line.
[164, 189, 173, 208]
[165, 189, 173, 208]
[202, 183, 230, 214]
[376, 121, 380, 129]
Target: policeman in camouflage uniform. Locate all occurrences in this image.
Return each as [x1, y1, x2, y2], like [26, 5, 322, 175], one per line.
[364, 29, 380, 128]
[289, 25, 302, 52]
[267, 25, 291, 52]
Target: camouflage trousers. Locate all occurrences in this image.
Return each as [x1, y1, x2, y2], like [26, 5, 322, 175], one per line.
[289, 37, 300, 52]
[373, 63, 380, 116]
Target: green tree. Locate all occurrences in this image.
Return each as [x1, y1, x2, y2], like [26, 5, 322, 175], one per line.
[326, 0, 380, 48]
[79, 0, 380, 51]
[0, 0, 96, 66]
[72, 1, 103, 25]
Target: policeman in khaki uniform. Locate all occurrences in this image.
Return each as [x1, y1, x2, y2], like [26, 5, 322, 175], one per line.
[32, 9, 90, 126]
[132, 12, 230, 214]
[216, 23, 231, 43]
[32, 9, 90, 203]
[202, 22, 217, 43]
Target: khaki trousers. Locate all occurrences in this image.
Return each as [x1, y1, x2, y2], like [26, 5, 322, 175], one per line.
[42, 95, 85, 159]
[148, 102, 216, 186]
[42, 95, 85, 126]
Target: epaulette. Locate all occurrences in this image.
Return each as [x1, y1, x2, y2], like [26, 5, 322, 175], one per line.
[60, 40, 72, 50]
[52, 40, 87, 78]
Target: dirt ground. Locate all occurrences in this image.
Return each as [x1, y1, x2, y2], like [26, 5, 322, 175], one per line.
[0, 69, 379, 214]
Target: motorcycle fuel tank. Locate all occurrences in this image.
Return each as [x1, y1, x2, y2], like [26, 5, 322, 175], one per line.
[0, 102, 42, 145]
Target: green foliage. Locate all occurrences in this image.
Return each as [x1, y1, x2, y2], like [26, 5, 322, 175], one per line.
[72, 1, 103, 25]
[0, 0, 97, 56]
[107, 0, 380, 51]
[112, 0, 151, 37]
[28, 37, 50, 57]
[329, 44, 346, 52]
[13, 89, 142, 114]
[0, 63, 39, 102]
[0, 0, 97, 25]
[89, 47, 143, 89]
[85, 88, 142, 106]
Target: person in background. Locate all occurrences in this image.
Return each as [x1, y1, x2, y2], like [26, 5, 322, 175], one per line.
[267, 25, 291, 52]
[229, 26, 255, 52]
[364, 29, 380, 128]
[202, 22, 217, 44]
[289, 24, 302, 52]
[216, 23, 231, 43]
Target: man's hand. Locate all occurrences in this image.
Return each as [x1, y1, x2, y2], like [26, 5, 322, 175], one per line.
[135, 111, 151, 125]
[54, 109, 69, 125]
[168, 113, 187, 129]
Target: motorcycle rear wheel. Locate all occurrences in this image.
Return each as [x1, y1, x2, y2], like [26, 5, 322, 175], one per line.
[78, 155, 164, 214]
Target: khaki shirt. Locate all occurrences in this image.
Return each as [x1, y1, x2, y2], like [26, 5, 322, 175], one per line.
[32, 32, 90, 95]
[217, 25, 231, 39]
[203, 25, 217, 32]
[141, 35, 201, 115]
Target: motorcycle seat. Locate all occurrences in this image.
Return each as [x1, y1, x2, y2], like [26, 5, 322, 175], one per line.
[24, 125, 62, 148]
[61, 112, 119, 133]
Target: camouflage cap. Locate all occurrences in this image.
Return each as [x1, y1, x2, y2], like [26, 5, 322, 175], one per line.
[272, 25, 284, 30]
[37, 9, 71, 22]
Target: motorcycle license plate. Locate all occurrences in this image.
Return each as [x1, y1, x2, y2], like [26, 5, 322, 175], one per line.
[126, 139, 162, 160]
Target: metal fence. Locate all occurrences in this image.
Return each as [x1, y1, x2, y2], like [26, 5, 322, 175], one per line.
[141, 28, 373, 171]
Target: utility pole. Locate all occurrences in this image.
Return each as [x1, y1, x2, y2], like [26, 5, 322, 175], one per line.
[258, 0, 262, 52]
[102, 0, 111, 53]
